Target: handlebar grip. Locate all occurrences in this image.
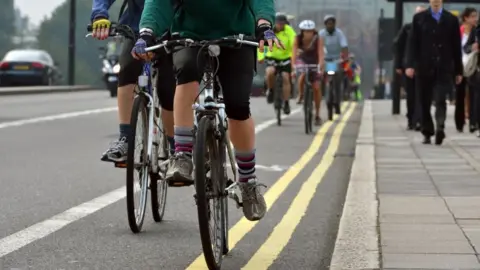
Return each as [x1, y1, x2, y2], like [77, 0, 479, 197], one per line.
[87, 25, 93, 32]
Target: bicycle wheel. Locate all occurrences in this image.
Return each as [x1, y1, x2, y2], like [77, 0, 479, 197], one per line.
[151, 124, 168, 222]
[195, 116, 225, 269]
[126, 94, 149, 233]
[274, 74, 283, 126]
[326, 78, 334, 121]
[303, 83, 313, 134]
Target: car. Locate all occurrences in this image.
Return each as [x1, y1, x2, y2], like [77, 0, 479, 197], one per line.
[0, 49, 61, 87]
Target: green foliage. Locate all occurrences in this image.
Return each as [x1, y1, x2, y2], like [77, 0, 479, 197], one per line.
[0, 0, 15, 57]
[36, 0, 122, 85]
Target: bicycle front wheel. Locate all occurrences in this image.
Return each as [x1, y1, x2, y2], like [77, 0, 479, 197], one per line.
[303, 84, 313, 134]
[151, 128, 168, 222]
[126, 95, 149, 233]
[194, 116, 225, 269]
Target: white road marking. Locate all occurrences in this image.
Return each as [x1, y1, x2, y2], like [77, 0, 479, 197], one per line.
[0, 107, 118, 129]
[0, 107, 301, 257]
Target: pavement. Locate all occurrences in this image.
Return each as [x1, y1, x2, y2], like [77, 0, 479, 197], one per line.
[331, 100, 480, 269]
[0, 91, 362, 269]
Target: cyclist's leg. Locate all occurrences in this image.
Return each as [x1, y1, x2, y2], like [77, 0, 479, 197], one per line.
[101, 38, 142, 162]
[280, 63, 292, 114]
[265, 61, 276, 103]
[155, 50, 176, 155]
[297, 72, 305, 104]
[217, 47, 266, 221]
[167, 47, 205, 184]
[334, 69, 343, 114]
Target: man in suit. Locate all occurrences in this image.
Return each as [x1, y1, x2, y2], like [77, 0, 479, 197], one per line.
[394, 5, 425, 131]
[406, 0, 463, 145]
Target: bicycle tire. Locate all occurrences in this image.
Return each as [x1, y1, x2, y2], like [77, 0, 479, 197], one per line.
[126, 94, 149, 233]
[303, 83, 313, 134]
[195, 116, 225, 269]
[275, 74, 283, 126]
[326, 78, 334, 121]
[151, 130, 168, 222]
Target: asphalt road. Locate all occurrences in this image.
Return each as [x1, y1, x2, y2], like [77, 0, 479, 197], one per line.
[0, 91, 361, 270]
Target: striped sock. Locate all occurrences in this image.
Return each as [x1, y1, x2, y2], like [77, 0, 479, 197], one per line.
[235, 149, 256, 182]
[174, 126, 193, 156]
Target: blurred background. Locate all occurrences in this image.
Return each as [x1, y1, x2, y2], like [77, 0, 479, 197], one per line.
[1, 0, 475, 91]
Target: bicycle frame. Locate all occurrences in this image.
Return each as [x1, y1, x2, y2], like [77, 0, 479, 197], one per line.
[137, 63, 165, 173]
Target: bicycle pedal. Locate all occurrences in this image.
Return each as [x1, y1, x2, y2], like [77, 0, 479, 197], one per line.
[167, 180, 194, 187]
[114, 162, 127, 168]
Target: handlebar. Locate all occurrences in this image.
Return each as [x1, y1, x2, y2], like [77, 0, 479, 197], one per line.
[145, 35, 259, 52]
[85, 23, 136, 39]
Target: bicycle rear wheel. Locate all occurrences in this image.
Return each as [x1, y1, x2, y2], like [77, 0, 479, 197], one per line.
[194, 116, 225, 269]
[303, 84, 313, 134]
[126, 94, 149, 233]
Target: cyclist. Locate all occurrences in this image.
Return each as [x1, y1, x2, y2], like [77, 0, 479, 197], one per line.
[348, 54, 362, 100]
[319, 14, 348, 114]
[90, 0, 176, 163]
[291, 20, 324, 125]
[131, 0, 279, 221]
[257, 12, 296, 115]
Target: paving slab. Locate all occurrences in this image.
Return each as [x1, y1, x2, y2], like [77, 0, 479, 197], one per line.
[373, 101, 480, 268]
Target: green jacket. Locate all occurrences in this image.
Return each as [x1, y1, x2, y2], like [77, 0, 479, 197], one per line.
[139, 0, 275, 40]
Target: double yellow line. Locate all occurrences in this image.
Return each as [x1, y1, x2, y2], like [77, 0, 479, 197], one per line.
[187, 102, 356, 269]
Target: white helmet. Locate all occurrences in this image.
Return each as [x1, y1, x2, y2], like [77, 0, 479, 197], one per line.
[324, 14, 336, 24]
[299, 20, 316, 30]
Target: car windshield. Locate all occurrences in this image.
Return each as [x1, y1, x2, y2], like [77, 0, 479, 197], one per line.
[3, 51, 44, 62]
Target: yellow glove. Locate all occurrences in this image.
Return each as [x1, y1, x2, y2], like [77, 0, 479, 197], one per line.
[92, 18, 111, 40]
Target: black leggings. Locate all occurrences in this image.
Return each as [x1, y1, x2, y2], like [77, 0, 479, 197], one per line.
[172, 47, 255, 121]
[118, 39, 176, 111]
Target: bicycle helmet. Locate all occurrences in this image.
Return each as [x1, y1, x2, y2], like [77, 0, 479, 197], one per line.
[324, 15, 336, 24]
[275, 12, 288, 23]
[299, 20, 316, 30]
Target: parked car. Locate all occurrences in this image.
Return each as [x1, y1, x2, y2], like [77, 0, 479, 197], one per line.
[0, 49, 62, 87]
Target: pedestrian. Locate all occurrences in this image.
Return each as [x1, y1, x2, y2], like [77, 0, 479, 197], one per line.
[456, 7, 478, 133]
[394, 5, 425, 131]
[463, 12, 480, 137]
[406, 0, 463, 145]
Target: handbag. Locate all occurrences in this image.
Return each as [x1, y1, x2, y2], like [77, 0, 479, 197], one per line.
[463, 51, 478, 77]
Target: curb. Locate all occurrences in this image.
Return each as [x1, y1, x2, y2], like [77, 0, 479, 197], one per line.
[329, 100, 380, 269]
[0, 85, 99, 96]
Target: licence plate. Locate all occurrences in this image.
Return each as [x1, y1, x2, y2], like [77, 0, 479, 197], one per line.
[108, 76, 117, 82]
[14, 65, 29, 70]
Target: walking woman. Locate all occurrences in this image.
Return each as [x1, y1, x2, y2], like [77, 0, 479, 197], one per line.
[463, 8, 480, 136]
[457, 7, 478, 132]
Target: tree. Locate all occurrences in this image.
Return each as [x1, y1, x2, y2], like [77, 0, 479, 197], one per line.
[36, 0, 122, 85]
[0, 0, 15, 57]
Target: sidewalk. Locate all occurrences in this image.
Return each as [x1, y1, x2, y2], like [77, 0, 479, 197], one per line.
[331, 100, 480, 269]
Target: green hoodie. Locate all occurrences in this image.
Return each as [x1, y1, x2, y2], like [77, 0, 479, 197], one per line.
[139, 0, 275, 40]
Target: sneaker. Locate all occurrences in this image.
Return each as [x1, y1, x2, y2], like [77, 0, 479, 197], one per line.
[315, 116, 322, 126]
[266, 89, 274, 104]
[283, 101, 291, 115]
[165, 152, 194, 186]
[101, 137, 128, 162]
[238, 178, 267, 221]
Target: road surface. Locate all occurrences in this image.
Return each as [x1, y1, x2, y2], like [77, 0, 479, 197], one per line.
[0, 91, 361, 269]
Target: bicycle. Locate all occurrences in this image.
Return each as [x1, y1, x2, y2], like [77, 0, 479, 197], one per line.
[295, 64, 320, 134]
[86, 24, 169, 233]
[324, 59, 342, 121]
[265, 59, 290, 126]
[145, 35, 258, 270]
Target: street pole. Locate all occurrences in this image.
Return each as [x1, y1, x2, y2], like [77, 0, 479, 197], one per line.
[68, 0, 76, 85]
[392, 0, 403, 114]
[378, 9, 385, 99]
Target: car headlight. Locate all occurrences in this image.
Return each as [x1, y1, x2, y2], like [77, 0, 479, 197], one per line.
[113, 64, 120, 73]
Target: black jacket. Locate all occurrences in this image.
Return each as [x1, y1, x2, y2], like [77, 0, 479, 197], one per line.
[406, 8, 462, 77]
[394, 23, 412, 69]
[463, 26, 478, 54]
